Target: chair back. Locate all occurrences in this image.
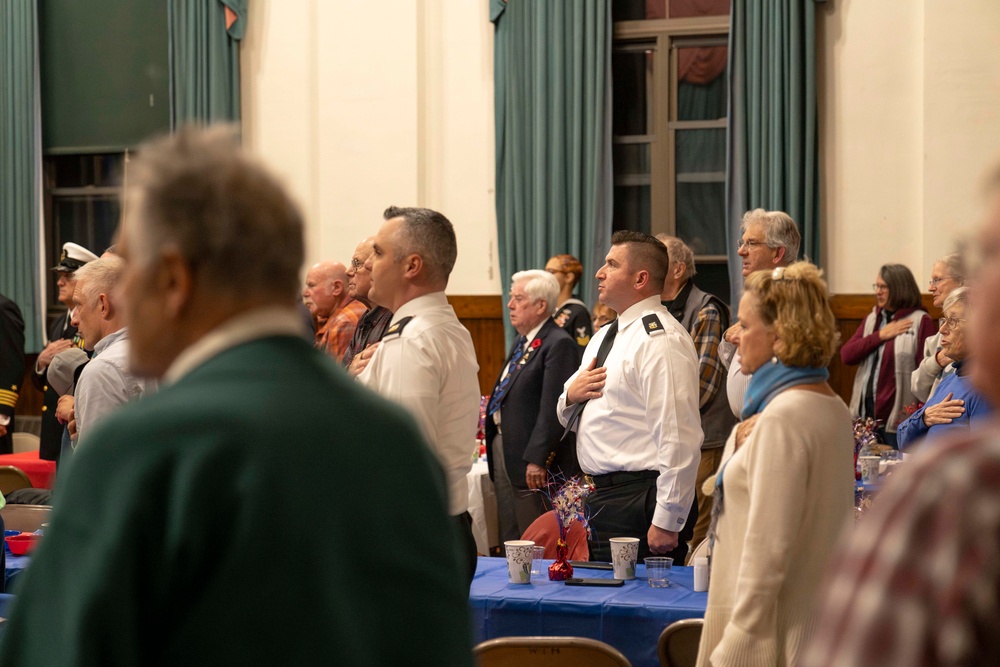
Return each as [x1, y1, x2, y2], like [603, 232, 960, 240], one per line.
[657, 619, 703, 667]
[0, 466, 32, 496]
[0, 504, 51, 533]
[11, 433, 40, 454]
[475, 637, 631, 667]
[685, 538, 709, 566]
[520, 511, 589, 560]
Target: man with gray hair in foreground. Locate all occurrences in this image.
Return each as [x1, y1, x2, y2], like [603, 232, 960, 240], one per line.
[0, 128, 473, 666]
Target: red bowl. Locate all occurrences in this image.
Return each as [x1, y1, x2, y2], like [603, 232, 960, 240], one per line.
[6, 533, 39, 556]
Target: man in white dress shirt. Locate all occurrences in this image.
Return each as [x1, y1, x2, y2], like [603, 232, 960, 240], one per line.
[356, 206, 481, 580]
[557, 230, 702, 563]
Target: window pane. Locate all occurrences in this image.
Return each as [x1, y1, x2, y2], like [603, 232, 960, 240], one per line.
[677, 46, 727, 121]
[676, 128, 725, 174]
[675, 128, 725, 255]
[612, 143, 651, 176]
[50, 196, 120, 304]
[675, 181, 725, 255]
[612, 0, 665, 22]
[668, 0, 729, 19]
[613, 46, 655, 136]
[51, 154, 123, 187]
[613, 185, 650, 234]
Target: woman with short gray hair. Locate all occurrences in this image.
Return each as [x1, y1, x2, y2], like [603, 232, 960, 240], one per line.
[911, 253, 965, 401]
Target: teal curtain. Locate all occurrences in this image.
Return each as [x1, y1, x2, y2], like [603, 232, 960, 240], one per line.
[726, 0, 821, 299]
[0, 0, 43, 352]
[492, 0, 613, 341]
[169, 0, 247, 125]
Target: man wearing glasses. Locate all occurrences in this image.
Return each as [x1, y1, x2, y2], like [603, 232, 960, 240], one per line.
[721, 209, 801, 417]
[343, 237, 393, 371]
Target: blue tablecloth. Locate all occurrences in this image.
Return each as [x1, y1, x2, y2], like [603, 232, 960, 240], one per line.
[470, 556, 707, 667]
[4, 554, 30, 593]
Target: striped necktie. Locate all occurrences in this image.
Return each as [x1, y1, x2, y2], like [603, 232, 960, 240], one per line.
[487, 336, 527, 416]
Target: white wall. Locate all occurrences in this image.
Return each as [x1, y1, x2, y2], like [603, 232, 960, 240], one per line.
[241, 0, 500, 294]
[819, 0, 1000, 293]
[242, 1, 1000, 297]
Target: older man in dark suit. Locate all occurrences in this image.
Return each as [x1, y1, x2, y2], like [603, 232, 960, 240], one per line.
[486, 269, 581, 542]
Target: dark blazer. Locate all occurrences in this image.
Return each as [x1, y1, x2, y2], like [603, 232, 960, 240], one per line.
[485, 318, 581, 489]
[0, 295, 26, 456]
[31, 312, 80, 462]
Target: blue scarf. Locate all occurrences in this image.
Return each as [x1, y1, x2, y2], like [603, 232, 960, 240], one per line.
[741, 359, 830, 420]
[708, 359, 829, 557]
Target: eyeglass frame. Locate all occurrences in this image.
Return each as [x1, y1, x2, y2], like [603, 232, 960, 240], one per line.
[736, 238, 769, 252]
[939, 316, 966, 330]
[872, 283, 889, 293]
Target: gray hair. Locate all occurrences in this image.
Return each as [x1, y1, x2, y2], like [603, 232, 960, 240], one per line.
[73, 255, 125, 305]
[383, 206, 457, 284]
[937, 253, 966, 285]
[125, 125, 305, 303]
[512, 270, 560, 316]
[741, 208, 801, 264]
[655, 234, 696, 280]
[942, 285, 970, 312]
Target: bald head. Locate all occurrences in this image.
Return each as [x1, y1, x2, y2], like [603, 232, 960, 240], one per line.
[302, 261, 348, 319]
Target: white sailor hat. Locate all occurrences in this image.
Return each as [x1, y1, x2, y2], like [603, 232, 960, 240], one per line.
[53, 242, 99, 273]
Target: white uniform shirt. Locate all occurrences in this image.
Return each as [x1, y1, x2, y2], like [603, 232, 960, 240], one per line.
[557, 295, 702, 531]
[358, 292, 481, 515]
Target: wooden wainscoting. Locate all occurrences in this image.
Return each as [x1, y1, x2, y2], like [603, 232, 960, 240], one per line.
[451, 293, 942, 407]
[827, 294, 941, 405]
[448, 295, 507, 396]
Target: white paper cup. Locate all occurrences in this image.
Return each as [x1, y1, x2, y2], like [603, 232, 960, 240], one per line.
[504, 540, 535, 584]
[860, 456, 880, 484]
[609, 537, 640, 580]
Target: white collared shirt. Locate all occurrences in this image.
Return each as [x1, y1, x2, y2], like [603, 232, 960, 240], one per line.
[557, 295, 703, 531]
[357, 292, 481, 515]
[76, 327, 157, 441]
[493, 319, 546, 428]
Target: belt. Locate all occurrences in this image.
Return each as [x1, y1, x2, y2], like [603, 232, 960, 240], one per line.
[583, 470, 658, 489]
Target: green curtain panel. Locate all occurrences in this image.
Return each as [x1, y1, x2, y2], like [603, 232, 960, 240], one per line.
[0, 0, 43, 352]
[726, 0, 821, 299]
[492, 0, 613, 341]
[169, 0, 247, 126]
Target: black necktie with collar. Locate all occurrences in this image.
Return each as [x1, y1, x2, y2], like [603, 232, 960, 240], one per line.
[562, 319, 619, 439]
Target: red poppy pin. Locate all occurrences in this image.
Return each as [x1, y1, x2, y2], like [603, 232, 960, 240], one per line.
[531, 339, 542, 349]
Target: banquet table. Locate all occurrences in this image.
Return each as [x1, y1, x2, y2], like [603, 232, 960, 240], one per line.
[0, 452, 55, 490]
[470, 556, 707, 667]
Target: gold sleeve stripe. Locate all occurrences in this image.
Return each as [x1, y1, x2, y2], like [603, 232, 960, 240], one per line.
[0, 389, 19, 407]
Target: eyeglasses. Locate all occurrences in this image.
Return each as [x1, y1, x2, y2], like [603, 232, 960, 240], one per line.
[929, 276, 951, 286]
[939, 317, 966, 329]
[545, 268, 566, 275]
[350, 258, 366, 271]
[737, 239, 767, 251]
[872, 283, 888, 293]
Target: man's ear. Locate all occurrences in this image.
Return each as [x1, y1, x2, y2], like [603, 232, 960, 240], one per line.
[331, 280, 344, 297]
[772, 247, 787, 266]
[159, 249, 195, 318]
[402, 253, 423, 280]
[97, 293, 112, 320]
[633, 269, 651, 291]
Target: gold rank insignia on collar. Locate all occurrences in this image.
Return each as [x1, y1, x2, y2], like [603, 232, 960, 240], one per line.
[381, 315, 413, 340]
[642, 313, 665, 336]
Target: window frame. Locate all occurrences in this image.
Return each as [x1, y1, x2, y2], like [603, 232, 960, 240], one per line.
[613, 15, 730, 263]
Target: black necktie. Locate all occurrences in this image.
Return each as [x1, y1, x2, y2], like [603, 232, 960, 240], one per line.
[562, 319, 618, 438]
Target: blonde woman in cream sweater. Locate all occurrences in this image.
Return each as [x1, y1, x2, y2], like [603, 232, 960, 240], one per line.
[696, 263, 854, 667]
